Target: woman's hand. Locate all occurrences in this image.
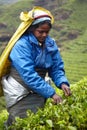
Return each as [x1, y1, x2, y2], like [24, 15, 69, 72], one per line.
[52, 94, 62, 104]
[51, 84, 71, 104]
[61, 84, 72, 96]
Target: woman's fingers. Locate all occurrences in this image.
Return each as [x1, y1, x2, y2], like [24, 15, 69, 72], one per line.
[61, 84, 72, 96]
[52, 94, 62, 104]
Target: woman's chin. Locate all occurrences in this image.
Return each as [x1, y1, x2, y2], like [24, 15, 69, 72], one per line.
[39, 39, 45, 43]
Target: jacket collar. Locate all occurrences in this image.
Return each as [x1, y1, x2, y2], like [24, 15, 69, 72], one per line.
[28, 33, 57, 52]
[28, 33, 39, 45]
[28, 33, 51, 46]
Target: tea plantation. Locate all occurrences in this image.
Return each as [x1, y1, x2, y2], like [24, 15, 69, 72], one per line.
[0, 0, 87, 129]
[0, 77, 87, 130]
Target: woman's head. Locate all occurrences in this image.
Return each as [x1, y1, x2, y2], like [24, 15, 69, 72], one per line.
[30, 20, 52, 43]
[21, 7, 54, 43]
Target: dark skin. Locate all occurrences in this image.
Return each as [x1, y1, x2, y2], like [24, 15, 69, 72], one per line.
[33, 23, 50, 43]
[33, 23, 72, 104]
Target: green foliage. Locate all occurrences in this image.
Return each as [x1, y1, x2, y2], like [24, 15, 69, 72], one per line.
[0, 110, 8, 130]
[0, 77, 86, 130]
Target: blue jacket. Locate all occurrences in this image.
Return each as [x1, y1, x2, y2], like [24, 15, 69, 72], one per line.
[9, 33, 69, 98]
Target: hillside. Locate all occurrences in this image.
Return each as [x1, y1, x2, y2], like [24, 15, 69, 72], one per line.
[0, 0, 87, 83]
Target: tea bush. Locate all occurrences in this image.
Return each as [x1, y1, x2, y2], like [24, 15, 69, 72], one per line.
[0, 77, 86, 130]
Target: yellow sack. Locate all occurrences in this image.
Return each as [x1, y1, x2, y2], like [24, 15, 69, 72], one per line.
[0, 6, 54, 96]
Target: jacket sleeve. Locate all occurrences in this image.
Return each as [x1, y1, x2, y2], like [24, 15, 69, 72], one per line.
[48, 42, 70, 88]
[9, 37, 55, 98]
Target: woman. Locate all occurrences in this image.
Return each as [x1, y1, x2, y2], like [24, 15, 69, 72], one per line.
[2, 6, 71, 126]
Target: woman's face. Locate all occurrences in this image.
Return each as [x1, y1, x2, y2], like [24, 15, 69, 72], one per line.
[33, 23, 51, 43]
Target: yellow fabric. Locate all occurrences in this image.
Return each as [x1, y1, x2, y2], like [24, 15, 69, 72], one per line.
[0, 6, 54, 96]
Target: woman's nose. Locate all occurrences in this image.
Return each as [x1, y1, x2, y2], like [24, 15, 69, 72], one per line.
[42, 32, 48, 37]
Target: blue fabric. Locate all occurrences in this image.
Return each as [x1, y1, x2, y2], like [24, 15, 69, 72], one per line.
[32, 17, 51, 25]
[9, 33, 69, 98]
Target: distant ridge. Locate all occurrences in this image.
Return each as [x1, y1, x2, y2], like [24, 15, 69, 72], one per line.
[0, 0, 20, 5]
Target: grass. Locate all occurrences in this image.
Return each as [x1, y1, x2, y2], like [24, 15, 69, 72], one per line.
[50, 0, 87, 83]
[61, 37, 87, 83]
[0, 0, 34, 32]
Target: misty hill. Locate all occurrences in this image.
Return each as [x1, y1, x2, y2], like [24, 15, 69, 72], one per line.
[0, 0, 20, 5]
